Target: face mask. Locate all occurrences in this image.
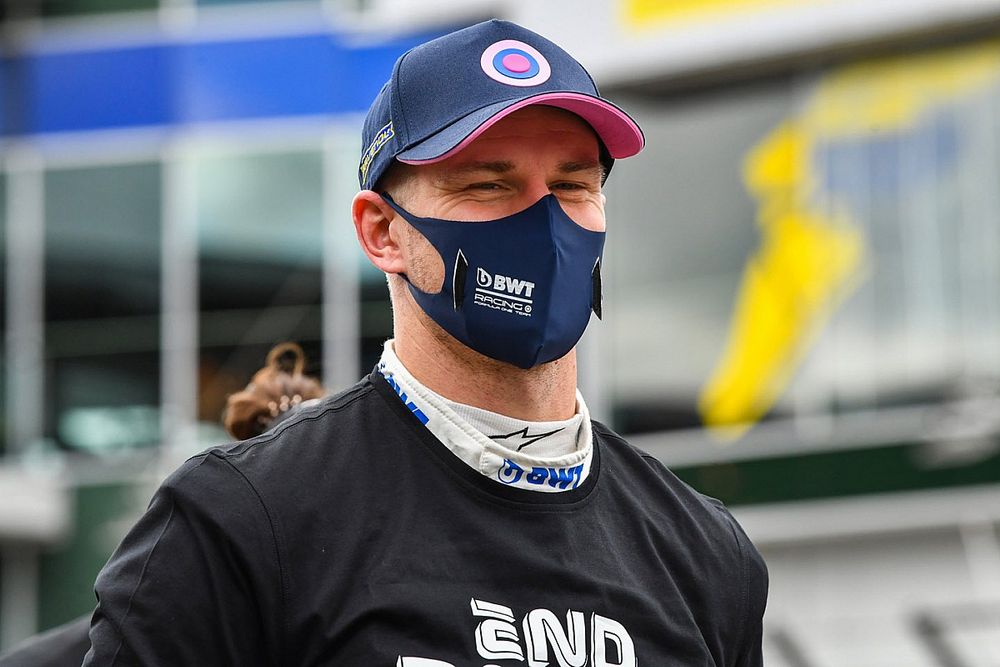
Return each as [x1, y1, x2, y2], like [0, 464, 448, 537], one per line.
[382, 193, 605, 369]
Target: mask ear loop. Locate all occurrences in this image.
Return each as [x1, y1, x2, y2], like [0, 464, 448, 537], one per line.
[598, 141, 614, 185]
[381, 191, 465, 310]
[453, 250, 468, 311]
[380, 191, 419, 290]
[591, 257, 603, 319]
[593, 143, 610, 317]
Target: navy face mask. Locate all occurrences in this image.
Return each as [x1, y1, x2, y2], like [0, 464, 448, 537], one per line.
[382, 193, 605, 369]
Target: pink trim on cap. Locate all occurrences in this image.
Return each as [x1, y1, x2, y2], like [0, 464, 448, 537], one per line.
[398, 92, 645, 165]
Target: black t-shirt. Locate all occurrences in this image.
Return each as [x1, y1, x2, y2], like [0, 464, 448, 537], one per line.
[84, 370, 767, 666]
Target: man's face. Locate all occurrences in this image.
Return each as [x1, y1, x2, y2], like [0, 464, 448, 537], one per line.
[386, 105, 606, 293]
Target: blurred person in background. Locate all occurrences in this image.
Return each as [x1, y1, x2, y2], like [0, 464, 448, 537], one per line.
[83, 20, 767, 666]
[0, 342, 323, 667]
[222, 342, 326, 441]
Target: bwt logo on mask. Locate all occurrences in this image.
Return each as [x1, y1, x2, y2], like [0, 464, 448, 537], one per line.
[476, 267, 535, 297]
[474, 267, 535, 317]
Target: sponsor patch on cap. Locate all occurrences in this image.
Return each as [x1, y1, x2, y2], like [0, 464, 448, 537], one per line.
[359, 121, 394, 185]
[480, 40, 551, 87]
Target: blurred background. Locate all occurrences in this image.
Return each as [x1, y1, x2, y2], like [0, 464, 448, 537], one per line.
[2, 0, 1000, 664]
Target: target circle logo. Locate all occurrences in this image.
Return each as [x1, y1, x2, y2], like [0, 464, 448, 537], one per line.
[480, 40, 551, 87]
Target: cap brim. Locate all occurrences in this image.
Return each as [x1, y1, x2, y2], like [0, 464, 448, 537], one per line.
[396, 92, 644, 165]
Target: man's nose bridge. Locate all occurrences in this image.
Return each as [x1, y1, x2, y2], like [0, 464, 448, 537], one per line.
[525, 177, 552, 203]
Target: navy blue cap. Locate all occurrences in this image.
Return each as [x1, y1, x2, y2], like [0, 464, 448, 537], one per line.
[358, 19, 644, 190]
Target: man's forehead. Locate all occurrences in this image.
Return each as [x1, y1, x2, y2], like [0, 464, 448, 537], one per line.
[430, 155, 604, 178]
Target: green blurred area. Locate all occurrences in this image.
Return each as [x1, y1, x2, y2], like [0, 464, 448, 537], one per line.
[41, 0, 157, 16]
[38, 482, 144, 630]
[676, 440, 1000, 506]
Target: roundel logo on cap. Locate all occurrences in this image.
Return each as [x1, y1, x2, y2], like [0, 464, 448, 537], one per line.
[480, 39, 551, 87]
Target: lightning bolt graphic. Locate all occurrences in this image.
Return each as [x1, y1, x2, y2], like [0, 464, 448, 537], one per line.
[488, 427, 565, 451]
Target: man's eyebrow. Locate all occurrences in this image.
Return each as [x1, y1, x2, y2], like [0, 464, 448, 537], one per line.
[558, 160, 605, 180]
[436, 158, 605, 183]
[440, 160, 516, 178]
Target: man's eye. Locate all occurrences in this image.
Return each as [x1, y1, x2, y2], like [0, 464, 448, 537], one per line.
[552, 182, 586, 191]
[469, 182, 502, 190]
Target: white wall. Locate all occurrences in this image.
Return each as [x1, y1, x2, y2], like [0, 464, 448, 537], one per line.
[739, 486, 1000, 666]
[356, 0, 1000, 86]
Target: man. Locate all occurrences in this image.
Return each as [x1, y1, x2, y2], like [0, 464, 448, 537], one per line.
[84, 20, 766, 666]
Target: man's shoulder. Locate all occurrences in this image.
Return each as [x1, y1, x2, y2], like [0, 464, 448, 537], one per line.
[217, 374, 378, 451]
[591, 419, 715, 504]
[175, 374, 386, 488]
[153, 374, 399, 529]
[592, 420, 767, 599]
[591, 420, 757, 549]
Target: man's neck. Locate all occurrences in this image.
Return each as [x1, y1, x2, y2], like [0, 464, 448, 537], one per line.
[391, 293, 578, 421]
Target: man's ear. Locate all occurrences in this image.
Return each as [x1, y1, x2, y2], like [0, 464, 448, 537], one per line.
[352, 190, 407, 275]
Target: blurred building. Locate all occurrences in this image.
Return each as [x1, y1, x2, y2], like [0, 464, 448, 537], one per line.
[3, 0, 1000, 664]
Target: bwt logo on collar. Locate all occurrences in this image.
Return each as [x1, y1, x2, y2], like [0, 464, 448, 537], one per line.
[474, 267, 535, 317]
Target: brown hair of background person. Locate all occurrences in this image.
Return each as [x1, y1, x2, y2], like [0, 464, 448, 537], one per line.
[223, 342, 326, 440]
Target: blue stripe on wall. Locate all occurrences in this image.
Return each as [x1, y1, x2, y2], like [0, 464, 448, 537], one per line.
[3, 26, 453, 136]
[0, 58, 6, 134]
[179, 35, 337, 122]
[26, 45, 174, 133]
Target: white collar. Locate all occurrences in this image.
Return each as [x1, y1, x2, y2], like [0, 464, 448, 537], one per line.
[377, 341, 593, 492]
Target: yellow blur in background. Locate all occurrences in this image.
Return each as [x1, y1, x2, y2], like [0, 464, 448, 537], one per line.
[700, 40, 1000, 438]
